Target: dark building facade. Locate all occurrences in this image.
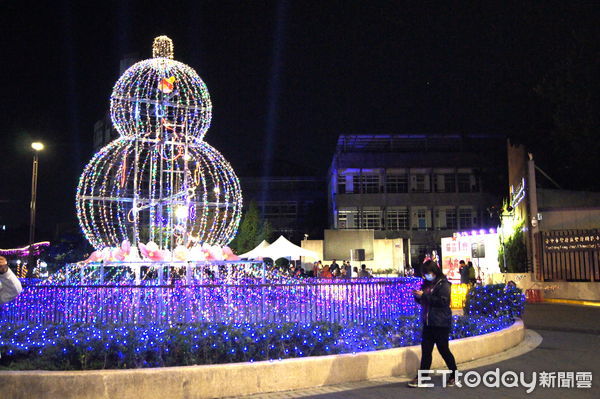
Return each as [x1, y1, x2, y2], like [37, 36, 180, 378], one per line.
[93, 54, 140, 152]
[240, 176, 327, 243]
[328, 134, 506, 267]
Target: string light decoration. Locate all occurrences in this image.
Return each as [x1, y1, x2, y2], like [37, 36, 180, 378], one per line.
[2, 278, 422, 324]
[0, 241, 49, 257]
[77, 37, 242, 251]
[111, 36, 211, 140]
[0, 280, 517, 368]
[152, 35, 174, 59]
[0, 309, 513, 369]
[77, 138, 242, 250]
[464, 284, 525, 319]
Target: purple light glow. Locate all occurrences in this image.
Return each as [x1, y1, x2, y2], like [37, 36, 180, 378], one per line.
[0, 241, 50, 257]
[1, 278, 421, 325]
[453, 228, 498, 237]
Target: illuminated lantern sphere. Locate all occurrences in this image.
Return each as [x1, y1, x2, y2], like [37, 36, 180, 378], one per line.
[76, 138, 243, 251]
[110, 36, 212, 141]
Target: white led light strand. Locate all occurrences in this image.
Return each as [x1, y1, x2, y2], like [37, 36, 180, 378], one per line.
[76, 37, 242, 252]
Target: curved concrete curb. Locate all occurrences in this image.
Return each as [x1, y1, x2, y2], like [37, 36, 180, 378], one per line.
[0, 320, 524, 399]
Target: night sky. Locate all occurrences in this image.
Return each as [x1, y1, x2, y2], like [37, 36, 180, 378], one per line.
[0, 1, 598, 246]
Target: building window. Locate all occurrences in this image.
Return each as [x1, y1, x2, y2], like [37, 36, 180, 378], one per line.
[417, 209, 427, 230]
[457, 173, 472, 193]
[433, 170, 455, 193]
[263, 202, 297, 218]
[338, 213, 347, 229]
[386, 174, 408, 193]
[338, 208, 358, 229]
[416, 175, 426, 192]
[411, 174, 430, 192]
[410, 244, 428, 267]
[257, 201, 298, 231]
[471, 174, 480, 192]
[353, 175, 380, 194]
[435, 173, 456, 193]
[459, 208, 473, 229]
[446, 208, 457, 230]
[337, 174, 346, 194]
[361, 208, 382, 229]
[386, 208, 409, 230]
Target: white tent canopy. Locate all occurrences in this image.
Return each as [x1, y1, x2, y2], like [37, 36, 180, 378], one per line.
[242, 235, 318, 260]
[237, 240, 271, 259]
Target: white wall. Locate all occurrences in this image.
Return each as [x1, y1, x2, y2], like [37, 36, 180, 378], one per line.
[300, 240, 323, 270]
[301, 239, 404, 273]
[540, 209, 600, 230]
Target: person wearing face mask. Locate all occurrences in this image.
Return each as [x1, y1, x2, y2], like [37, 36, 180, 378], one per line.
[408, 260, 457, 387]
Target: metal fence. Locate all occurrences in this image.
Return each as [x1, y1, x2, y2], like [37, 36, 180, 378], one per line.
[54, 261, 270, 285]
[538, 230, 600, 282]
[0, 278, 421, 325]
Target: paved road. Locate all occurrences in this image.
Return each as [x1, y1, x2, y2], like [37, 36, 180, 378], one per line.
[246, 303, 600, 399]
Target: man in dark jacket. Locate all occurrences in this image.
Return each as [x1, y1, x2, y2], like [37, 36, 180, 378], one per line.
[458, 260, 469, 284]
[467, 261, 477, 285]
[329, 260, 340, 276]
[408, 260, 457, 387]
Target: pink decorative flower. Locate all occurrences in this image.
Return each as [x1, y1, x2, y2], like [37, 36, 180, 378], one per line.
[82, 250, 103, 264]
[101, 247, 115, 262]
[222, 246, 240, 261]
[115, 240, 139, 261]
[189, 246, 207, 261]
[112, 247, 125, 261]
[173, 245, 189, 261]
[121, 240, 131, 253]
[138, 241, 165, 261]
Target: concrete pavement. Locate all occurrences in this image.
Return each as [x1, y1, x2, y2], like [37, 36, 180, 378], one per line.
[243, 303, 600, 399]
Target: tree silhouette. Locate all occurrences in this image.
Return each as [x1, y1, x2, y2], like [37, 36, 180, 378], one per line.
[230, 202, 274, 254]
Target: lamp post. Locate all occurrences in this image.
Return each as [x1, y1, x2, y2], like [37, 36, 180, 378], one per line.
[29, 142, 44, 270]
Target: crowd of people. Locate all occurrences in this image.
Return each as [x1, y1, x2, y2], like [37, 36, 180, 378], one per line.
[457, 260, 477, 285]
[277, 259, 374, 279]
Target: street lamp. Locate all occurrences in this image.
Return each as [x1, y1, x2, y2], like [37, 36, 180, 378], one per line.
[29, 142, 44, 270]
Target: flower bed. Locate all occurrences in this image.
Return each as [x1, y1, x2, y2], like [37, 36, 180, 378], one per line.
[1, 315, 514, 371]
[0, 283, 524, 370]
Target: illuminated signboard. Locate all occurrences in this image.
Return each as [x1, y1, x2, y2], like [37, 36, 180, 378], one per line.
[510, 177, 526, 209]
[543, 230, 600, 252]
[441, 230, 500, 284]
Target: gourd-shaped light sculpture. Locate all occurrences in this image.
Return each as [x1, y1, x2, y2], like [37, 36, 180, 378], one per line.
[76, 36, 242, 251]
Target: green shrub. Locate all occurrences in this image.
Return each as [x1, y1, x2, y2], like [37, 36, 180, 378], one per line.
[498, 225, 528, 273]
